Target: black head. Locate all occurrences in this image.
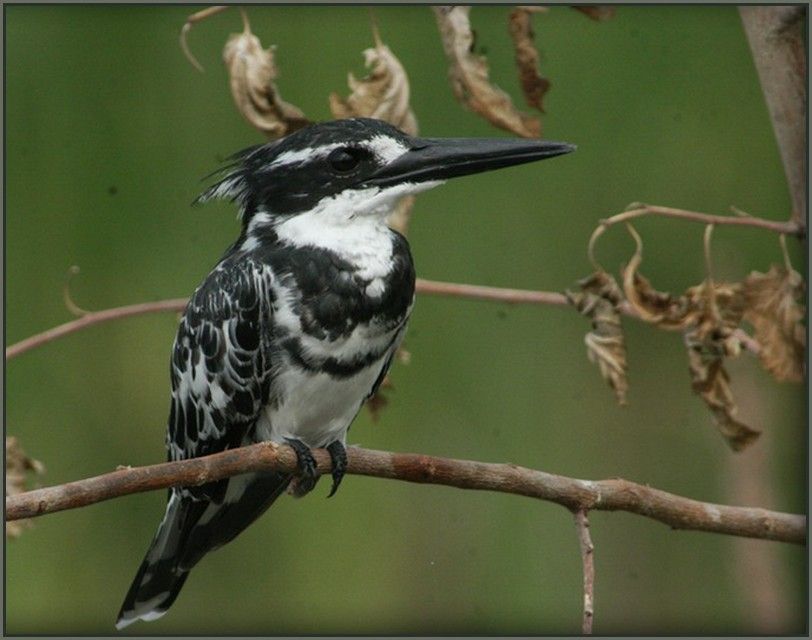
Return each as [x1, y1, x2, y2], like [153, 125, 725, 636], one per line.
[198, 117, 575, 223]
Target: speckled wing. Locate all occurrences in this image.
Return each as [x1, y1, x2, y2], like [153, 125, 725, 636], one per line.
[166, 254, 274, 500]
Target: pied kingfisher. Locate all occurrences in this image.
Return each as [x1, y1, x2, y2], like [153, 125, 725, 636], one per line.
[116, 117, 574, 628]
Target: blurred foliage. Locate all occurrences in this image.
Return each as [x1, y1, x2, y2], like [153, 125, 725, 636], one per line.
[5, 5, 805, 634]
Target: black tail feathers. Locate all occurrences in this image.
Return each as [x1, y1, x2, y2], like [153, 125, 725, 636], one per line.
[116, 472, 291, 630]
[115, 492, 203, 629]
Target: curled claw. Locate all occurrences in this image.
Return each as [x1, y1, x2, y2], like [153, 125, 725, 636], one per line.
[326, 441, 348, 498]
[285, 438, 319, 497]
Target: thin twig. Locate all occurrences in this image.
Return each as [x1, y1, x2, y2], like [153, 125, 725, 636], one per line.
[6, 275, 765, 361]
[415, 278, 568, 306]
[573, 510, 595, 634]
[590, 205, 803, 257]
[4, 281, 570, 361]
[180, 5, 230, 72]
[5, 443, 806, 545]
[5, 298, 188, 360]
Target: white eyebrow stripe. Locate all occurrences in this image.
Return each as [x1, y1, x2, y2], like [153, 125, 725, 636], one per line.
[366, 135, 409, 163]
[269, 143, 342, 169]
[266, 135, 409, 170]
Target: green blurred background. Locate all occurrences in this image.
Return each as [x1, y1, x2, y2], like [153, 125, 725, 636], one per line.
[5, 5, 806, 635]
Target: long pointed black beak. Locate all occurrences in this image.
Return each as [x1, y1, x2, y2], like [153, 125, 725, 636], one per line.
[362, 137, 575, 188]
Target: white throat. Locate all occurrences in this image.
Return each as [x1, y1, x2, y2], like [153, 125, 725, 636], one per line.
[269, 180, 441, 279]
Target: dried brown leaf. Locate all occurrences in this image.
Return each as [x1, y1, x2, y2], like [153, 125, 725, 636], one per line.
[6, 437, 45, 538]
[684, 278, 757, 451]
[572, 6, 617, 21]
[621, 225, 756, 449]
[329, 29, 418, 235]
[508, 7, 551, 114]
[223, 13, 309, 139]
[621, 228, 694, 329]
[743, 264, 806, 382]
[685, 326, 759, 451]
[329, 34, 418, 136]
[566, 271, 628, 405]
[433, 6, 541, 138]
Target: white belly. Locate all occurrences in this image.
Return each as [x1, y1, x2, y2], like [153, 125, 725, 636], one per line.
[256, 358, 387, 448]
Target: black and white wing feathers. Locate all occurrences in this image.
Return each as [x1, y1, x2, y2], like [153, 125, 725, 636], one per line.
[167, 254, 274, 497]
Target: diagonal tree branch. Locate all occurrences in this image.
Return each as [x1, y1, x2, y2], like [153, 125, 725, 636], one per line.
[5, 280, 570, 361]
[5, 442, 806, 545]
[4, 271, 766, 361]
[5, 298, 189, 360]
[739, 6, 807, 230]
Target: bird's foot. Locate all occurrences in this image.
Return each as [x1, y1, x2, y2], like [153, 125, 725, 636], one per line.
[285, 438, 319, 497]
[325, 441, 347, 498]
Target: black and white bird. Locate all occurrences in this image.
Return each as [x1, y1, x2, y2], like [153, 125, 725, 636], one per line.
[115, 117, 574, 628]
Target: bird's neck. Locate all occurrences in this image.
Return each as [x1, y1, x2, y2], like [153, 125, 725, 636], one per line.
[238, 207, 405, 283]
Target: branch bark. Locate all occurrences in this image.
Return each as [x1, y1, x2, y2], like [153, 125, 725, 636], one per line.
[739, 6, 806, 230]
[6, 442, 806, 545]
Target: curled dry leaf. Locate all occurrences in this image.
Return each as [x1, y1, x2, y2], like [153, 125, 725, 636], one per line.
[433, 6, 541, 138]
[743, 264, 806, 382]
[223, 13, 309, 138]
[566, 271, 628, 405]
[684, 282, 760, 452]
[508, 7, 551, 114]
[329, 34, 418, 135]
[621, 225, 758, 450]
[329, 27, 418, 234]
[622, 230, 694, 330]
[625, 270, 693, 328]
[6, 437, 45, 538]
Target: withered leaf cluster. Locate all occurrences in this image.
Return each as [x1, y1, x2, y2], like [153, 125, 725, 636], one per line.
[622, 232, 761, 450]
[6, 437, 45, 538]
[433, 6, 542, 138]
[570, 227, 805, 452]
[223, 13, 310, 138]
[566, 271, 628, 405]
[743, 265, 806, 382]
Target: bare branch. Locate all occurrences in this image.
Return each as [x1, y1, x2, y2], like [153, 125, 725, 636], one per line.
[739, 6, 806, 229]
[3, 282, 570, 361]
[573, 510, 595, 634]
[6, 275, 766, 361]
[5, 298, 188, 360]
[5, 443, 805, 545]
[590, 204, 803, 247]
[415, 278, 568, 306]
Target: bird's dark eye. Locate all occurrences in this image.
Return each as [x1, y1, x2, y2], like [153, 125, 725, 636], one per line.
[328, 148, 361, 173]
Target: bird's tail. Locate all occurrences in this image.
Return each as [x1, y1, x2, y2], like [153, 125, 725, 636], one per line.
[116, 472, 292, 629]
[115, 491, 205, 630]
